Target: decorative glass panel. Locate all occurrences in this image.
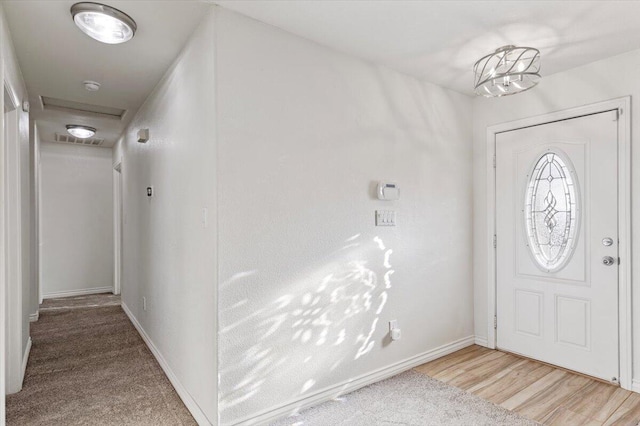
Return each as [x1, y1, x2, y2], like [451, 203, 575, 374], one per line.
[524, 151, 579, 272]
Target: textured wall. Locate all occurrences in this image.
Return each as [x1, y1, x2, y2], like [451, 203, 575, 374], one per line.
[215, 8, 474, 424]
[112, 8, 217, 424]
[39, 143, 113, 297]
[472, 49, 640, 385]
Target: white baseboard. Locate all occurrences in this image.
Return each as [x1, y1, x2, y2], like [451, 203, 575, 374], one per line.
[42, 286, 113, 299]
[474, 336, 488, 347]
[121, 302, 212, 425]
[21, 337, 32, 383]
[631, 379, 640, 393]
[29, 312, 39, 322]
[233, 335, 476, 425]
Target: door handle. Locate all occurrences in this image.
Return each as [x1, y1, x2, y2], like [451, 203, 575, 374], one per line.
[602, 256, 616, 266]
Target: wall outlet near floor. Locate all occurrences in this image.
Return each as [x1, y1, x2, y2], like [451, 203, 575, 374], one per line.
[143, 297, 147, 311]
[389, 320, 401, 341]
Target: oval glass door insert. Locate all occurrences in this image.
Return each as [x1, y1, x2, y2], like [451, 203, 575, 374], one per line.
[524, 151, 580, 272]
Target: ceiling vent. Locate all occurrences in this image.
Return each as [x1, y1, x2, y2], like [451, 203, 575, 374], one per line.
[41, 96, 126, 120]
[54, 132, 104, 146]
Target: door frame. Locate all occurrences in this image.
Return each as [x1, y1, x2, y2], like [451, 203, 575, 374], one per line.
[113, 159, 122, 295]
[485, 96, 632, 390]
[4, 86, 24, 395]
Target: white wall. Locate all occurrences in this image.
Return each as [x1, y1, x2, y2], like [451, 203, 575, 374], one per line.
[112, 7, 217, 424]
[215, 8, 473, 424]
[1, 0, 30, 395]
[473, 49, 640, 384]
[0, 7, 5, 415]
[39, 143, 113, 297]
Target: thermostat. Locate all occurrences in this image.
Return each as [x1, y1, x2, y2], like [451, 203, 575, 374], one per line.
[377, 182, 399, 201]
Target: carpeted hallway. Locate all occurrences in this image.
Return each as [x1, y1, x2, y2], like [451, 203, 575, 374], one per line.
[6, 294, 196, 425]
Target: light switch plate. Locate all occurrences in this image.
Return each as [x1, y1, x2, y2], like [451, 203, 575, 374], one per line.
[376, 210, 396, 226]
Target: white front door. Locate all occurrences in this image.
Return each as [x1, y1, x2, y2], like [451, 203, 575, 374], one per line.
[496, 110, 619, 383]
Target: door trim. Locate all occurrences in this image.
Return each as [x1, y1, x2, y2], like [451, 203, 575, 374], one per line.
[113, 159, 122, 295]
[485, 97, 632, 390]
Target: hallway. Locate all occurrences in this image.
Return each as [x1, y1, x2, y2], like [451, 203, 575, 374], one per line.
[6, 294, 195, 425]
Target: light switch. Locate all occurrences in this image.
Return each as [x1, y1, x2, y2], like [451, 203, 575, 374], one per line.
[376, 210, 396, 226]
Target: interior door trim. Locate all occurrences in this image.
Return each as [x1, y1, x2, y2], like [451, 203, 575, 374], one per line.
[484, 97, 632, 390]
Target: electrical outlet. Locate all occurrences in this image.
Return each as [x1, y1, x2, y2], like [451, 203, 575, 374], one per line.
[143, 297, 147, 311]
[389, 320, 401, 341]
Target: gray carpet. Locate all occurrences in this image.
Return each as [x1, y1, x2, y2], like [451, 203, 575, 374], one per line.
[271, 370, 538, 426]
[6, 294, 196, 425]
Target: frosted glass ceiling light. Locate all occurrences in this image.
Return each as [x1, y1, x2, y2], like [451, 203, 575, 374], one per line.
[83, 80, 101, 91]
[473, 45, 541, 97]
[66, 125, 96, 139]
[71, 2, 137, 44]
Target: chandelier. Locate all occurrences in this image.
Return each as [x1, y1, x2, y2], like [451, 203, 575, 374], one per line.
[473, 45, 541, 97]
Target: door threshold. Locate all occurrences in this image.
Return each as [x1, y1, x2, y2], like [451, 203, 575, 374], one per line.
[497, 348, 618, 387]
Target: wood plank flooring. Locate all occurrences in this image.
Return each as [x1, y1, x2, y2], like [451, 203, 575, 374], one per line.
[414, 345, 639, 426]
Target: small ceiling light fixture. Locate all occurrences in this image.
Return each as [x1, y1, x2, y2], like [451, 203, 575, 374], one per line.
[66, 124, 97, 139]
[83, 80, 101, 91]
[71, 2, 137, 44]
[473, 45, 541, 97]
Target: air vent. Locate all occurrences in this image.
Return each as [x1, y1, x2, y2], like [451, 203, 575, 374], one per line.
[41, 96, 126, 120]
[54, 133, 104, 146]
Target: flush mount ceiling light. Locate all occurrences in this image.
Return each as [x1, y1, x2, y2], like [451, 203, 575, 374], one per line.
[473, 45, 541, 97]
[83, 80, 101, 91]
[66, 125, 97, 139]
[71, 2, 137, 44]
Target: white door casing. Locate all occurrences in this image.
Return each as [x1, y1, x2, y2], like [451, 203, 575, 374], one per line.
[4, 105, 23, 394]
[113, 161, 122, 295]
[496, 111, 618, 382]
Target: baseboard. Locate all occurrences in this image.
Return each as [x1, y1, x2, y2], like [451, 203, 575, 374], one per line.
[42, 286, 113, 299]
[121, 302, 212, 425]
[474, 336, 488, 347]
[631, 379, 640, 393]
[232, 335, 475, 425]
[29, 312, 39, 322]
[21, 337, 32, 383]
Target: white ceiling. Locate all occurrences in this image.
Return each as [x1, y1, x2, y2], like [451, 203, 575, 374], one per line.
[216, 0, 640, 96]
[3, 0, 212, 147]
[5, 1, 640, 148]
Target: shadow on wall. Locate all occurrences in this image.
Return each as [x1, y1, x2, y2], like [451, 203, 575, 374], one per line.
[219, 233, 394, 420]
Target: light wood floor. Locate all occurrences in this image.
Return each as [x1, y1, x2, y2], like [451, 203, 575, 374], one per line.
[414, 345, 640, 426]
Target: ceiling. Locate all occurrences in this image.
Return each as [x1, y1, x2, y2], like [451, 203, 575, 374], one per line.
[5, 1, 640, 149]
[216, 0, 640, 96]
[3, 1, 212, 147]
